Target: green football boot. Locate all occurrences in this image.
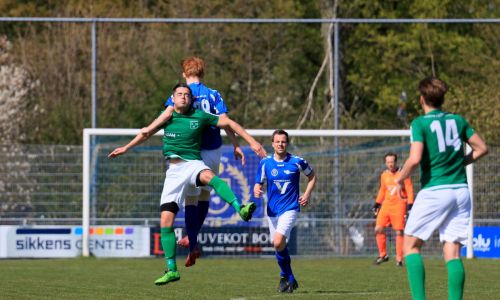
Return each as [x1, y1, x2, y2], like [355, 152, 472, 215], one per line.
[239, 202, 257, 222]
[154, 270, 180, 286]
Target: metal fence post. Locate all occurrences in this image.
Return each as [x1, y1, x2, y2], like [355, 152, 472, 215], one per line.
[333, 21, 342, 254]
[91, 20, 97, 129]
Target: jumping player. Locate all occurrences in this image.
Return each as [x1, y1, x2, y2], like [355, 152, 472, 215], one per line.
[109, 83, 266, 285]
[142, 57, 245, 267]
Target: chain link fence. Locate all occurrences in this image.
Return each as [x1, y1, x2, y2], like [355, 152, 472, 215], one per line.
[1, 139, 497, 257]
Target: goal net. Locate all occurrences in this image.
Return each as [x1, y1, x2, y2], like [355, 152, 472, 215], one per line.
[82, 129, 475, 258]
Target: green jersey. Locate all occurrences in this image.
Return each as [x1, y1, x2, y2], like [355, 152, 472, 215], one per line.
[410, 109, 475, 188]
[161, 108, 219, 160]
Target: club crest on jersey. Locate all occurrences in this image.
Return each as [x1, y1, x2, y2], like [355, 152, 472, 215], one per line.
[190, 121, 199, 129]
[271, 169, 278, 177]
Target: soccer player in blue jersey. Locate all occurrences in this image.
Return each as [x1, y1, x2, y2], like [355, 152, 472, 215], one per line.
[253, 129, 317, 293]
[141, 57, 252, 267]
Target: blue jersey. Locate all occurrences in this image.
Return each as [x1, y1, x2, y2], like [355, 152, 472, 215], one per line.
[165, 82, 228, 150]
[255, 153, 313, 217]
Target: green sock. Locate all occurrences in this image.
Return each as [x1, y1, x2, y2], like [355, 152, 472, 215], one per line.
[405, 253, 426, 300]
[447, 259, 465, 300]
[160, 227, 177, 272]
[208, 176, 241, 212]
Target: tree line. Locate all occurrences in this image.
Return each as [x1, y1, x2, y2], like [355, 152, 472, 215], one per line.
[0, 0, 498, 145]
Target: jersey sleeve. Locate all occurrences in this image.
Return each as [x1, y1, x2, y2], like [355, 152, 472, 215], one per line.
[200, 110, 220, 127]
[375, 173, 386, 204]
[164, 95, 174, 107]
[410, 119, 424, 143]
[298, 157, 313, 176]
[460, 116, 476, 140]
[255, 159, 266, 184]
[211, 90, 228, 115]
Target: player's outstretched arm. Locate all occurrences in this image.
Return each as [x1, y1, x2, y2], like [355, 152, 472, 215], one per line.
[108, 128, 159, 158]
[464, 133, 488, 166]
[216, 115, 267, 158]
[219, 113, 245, 165]
[299, 171, 317, 207]
[141, 106, 174, 137]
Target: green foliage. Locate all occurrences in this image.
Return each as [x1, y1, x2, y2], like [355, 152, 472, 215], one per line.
[337, 1, 499, 142]
[0, 0, 498, 143]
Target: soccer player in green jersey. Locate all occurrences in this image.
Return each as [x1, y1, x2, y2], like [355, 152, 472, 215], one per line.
[144, 57, 246, 268]
[394, 77, 488, 300]
[108, 83, 266, 286]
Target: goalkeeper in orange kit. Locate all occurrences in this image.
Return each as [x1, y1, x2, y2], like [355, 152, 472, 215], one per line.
[372, 152, 414, 266]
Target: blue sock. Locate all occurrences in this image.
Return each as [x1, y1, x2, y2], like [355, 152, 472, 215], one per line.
[196, 201, 209, 233]
[184, 205, 198, 251]
[276, 247, 294, 280]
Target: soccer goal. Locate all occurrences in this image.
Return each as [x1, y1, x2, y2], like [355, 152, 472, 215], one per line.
[82, 129, 474, 258]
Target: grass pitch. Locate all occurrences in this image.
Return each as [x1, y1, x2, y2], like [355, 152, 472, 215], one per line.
[1, 256, 499, 299]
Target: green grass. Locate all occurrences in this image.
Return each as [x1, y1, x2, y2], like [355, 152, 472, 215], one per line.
[1, 257, 499, 299]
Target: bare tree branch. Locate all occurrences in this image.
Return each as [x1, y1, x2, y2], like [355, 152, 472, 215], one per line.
[296, 52, 329, 129]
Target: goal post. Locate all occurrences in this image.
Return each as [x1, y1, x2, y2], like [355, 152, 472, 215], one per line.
[82, 128, 474, 258]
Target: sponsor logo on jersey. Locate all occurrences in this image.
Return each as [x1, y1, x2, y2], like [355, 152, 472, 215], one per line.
[165, 132, 176, 138]
[274, 181, 291, 194]
[190, 121, 199, 129]
[283, 170, 297, 174]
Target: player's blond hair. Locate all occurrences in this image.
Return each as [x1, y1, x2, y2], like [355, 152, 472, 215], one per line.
[181, 56, 205, 78]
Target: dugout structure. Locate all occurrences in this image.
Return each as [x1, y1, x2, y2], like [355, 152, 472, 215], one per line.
[82, 129, 475, 258]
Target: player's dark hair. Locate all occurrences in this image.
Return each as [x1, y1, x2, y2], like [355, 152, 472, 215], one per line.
[418, 77, 448, 108]
[384, 152, 397, 162]
[272, 129, 289, 143]
[172, 82, 192, 96]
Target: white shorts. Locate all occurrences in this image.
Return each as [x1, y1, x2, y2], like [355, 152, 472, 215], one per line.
[160, 160, 210, 206]
[187, 147, 222, 195]
[405, 185, 471, 245]
[267, 210, 298, 242]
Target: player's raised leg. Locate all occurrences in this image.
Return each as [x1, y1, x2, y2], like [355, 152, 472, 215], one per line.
[198, 169, 256, 221]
